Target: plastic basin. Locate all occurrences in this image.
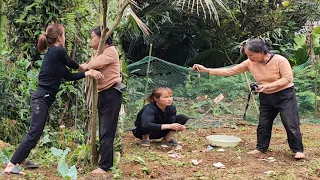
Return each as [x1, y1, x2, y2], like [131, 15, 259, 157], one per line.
[206, 135, 241, 147]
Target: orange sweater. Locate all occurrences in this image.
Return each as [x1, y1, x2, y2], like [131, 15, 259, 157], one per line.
[87, 46, 121, 92]
[208, 54, 294, 94]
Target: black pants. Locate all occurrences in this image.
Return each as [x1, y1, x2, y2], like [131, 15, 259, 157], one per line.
[257, 87, 304, 153]
[11, 90, 53, 164]
[133, 114, 188, 140]
[98, 87, 122, 171]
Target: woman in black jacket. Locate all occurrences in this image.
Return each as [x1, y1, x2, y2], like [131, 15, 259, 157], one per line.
[133, 87, 189, 147]
[3, 23, 103, 175]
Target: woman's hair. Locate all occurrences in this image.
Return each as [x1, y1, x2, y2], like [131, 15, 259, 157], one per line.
[92, 26, 113, 45]
[244, 39, 271, 54]
[147, 87, 172, 103]
[37, 24, 65, 53]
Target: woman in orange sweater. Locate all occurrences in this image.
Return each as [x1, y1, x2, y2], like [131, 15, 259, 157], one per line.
[193, 39, 305, 159]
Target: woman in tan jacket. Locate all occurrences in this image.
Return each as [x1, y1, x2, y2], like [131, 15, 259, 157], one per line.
[81, 27, 123, 174]
[193, 39, 305, 159]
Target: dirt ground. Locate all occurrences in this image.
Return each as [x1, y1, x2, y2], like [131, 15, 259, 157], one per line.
[1, 124, 320, 179]
[121, 123, 320, 180]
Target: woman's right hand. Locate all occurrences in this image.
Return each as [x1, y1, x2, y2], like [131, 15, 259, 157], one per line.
[85, 69, 105, 80]
[192, 64, 208, 73]
[170, 123, 186, 131]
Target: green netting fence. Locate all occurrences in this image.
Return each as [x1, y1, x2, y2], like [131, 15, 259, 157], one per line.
[126, 56, 314, 128]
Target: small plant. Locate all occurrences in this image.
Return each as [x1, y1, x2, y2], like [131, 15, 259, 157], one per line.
[0, 147, 13, 164]
[51, 147, 77, 180]
[128, 155, 146, 165]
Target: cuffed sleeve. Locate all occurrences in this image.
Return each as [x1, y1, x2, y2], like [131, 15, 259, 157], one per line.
[63, 69, 85, 81]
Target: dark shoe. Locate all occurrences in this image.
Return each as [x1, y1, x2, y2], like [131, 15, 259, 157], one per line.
[163, 139, 178, 146]
[21, 160, 39, 169]
[141, 139, 150, 147]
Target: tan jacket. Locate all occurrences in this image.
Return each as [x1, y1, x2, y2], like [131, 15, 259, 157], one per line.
[87, 46, 121, 92]
[208, 54, 294, 94]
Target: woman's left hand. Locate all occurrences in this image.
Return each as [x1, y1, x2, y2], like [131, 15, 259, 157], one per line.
[256, 84, 268, 92]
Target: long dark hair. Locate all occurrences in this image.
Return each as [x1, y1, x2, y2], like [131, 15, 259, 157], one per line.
[37, 24, 65, 53]
[92, 26, 113, 45]
[244, 39, 271, 54]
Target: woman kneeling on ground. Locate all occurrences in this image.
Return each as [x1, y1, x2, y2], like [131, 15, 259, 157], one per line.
[192, 39, 305, 159]
[133, 87, 189, 147]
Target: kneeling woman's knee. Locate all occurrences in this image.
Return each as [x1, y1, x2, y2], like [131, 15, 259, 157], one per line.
[176, 114, 190, 125]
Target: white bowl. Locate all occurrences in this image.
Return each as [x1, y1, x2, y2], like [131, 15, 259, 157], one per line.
[206, 135, 241, 147]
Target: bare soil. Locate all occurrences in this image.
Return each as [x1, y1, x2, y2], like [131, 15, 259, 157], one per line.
[1, 124, 320, 179]
[121, 124, 320, 180]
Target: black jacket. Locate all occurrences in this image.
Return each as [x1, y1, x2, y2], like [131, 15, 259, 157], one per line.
[134, 102, 176, 131]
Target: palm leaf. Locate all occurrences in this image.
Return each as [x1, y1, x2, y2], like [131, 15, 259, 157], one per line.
[172, 0, 232, 25]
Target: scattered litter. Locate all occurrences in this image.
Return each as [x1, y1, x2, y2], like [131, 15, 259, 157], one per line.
[264, 170, 275, 175]
[206, 145, 213, 151]
[168, 153, 182, 159]
[161, 144, 169, 148]
[214, 93, 224, 104]
[196, 95, 208, 101]
[191, 159, 203, 166]
[237, 156, 241, 159]
[167, 150, 175, 154]
[230, 125, 237, 129]
[175, 145, 182, 151]
[258, 157, 276, 163]
[213, 162, 226, 169]
[217, 148, 225, 152]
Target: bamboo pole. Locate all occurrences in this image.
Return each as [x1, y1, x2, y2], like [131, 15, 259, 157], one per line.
[91, 80, 98, 165]
[142, 44, 153, 106]
[315, 55, 318, 115]
[244, 72, 259, 115]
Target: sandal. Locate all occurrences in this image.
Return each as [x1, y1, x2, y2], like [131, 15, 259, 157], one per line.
[21, 160, 39, 169]
[3, 165, 25, 176]
[140, 139, 150, 147]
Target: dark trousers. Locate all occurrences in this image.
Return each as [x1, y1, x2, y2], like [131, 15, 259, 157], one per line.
[11, 90, 53, 164]
[133, 114, 188, 139]
[98, 87, 122, 171]
[257, 87, 304, 153]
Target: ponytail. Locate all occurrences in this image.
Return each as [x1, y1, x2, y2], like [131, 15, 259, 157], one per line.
[37, 34, 48, 53]
[147, 94, 155, 103]
[37, 24, 65, 54]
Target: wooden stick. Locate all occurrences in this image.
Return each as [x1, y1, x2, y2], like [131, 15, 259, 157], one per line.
[244, 72, 259, 115]
[143, 44, 153, 107]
